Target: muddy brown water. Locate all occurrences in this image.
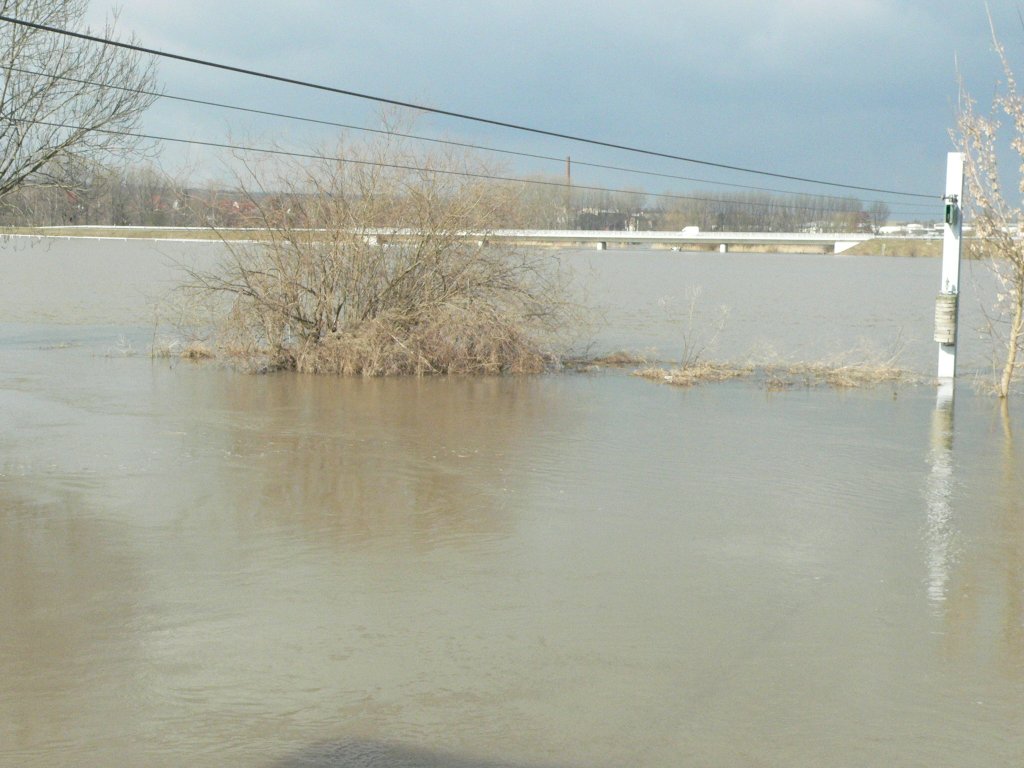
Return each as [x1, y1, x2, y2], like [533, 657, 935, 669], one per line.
[1, 238, 1022, 767]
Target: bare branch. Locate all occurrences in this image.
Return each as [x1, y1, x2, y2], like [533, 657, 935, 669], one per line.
[0, 0, 157, 203]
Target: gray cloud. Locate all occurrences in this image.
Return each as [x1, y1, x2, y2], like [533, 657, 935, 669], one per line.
[76, 1, 1014, 201]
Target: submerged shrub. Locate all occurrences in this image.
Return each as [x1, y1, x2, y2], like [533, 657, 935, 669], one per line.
[180, 136, 576, 375]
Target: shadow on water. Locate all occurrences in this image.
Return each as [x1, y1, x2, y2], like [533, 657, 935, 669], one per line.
[269, 739, 566, 768]
[0, 484, 149, 757]
[163, 372, 583, 551]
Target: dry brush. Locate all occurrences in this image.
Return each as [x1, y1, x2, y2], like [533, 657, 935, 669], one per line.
[175, 138, 577, 375]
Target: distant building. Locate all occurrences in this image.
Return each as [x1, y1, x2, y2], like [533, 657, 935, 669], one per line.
[875, 222, 946, 238]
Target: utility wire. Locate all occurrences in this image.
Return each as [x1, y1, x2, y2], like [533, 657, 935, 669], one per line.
[12, 116, 928, 217]
[0, 14, 939, 201]
[2, 64, 937, 211]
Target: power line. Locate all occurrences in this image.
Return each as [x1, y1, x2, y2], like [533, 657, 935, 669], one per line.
[12, 116, 929, 217]
[2, 64, 936, 211]
[0, 13, 939, 201]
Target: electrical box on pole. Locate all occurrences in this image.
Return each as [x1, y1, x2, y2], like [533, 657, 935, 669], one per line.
[936, 153, 964, 383]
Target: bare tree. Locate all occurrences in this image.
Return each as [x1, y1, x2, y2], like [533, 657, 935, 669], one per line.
[868, 201, 890, 232]
[508, 175, 570, 228]
[957, 20, 1024, 398]
[0, 0, 157, 206]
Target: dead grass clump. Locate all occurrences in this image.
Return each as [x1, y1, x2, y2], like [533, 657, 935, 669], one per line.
[180, 341, 215, 361]
[764, 360, 916, 389]
[150, 336, 216, 361]
[636, 361, 753, 387]
[807, 362, 909, 388]
[287, 310, 550, 376]
[756, 334, 916, 390]
[591, 350, 650, 367]
[634, 357, 916, 391]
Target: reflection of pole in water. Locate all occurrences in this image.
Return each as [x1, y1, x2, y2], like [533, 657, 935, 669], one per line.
[925, 383, 956, 609]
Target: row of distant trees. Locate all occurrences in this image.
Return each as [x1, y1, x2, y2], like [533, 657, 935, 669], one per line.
[0, 165, 257, 228]
[512, 180, 891, 232]
[655, 192, 890, 233]
[0, 164, 892, 233]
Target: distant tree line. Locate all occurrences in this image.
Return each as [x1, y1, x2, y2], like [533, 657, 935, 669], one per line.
[653, 192, 889, 233]
[0, 163, 891, 233]
[0, 165, 274, 228]
[494, 176, 889, 233]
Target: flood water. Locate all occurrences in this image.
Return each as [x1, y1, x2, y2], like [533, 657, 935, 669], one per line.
[1, 238, 1022, 767]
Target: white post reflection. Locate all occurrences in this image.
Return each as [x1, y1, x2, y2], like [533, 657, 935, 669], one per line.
[924, 383, 956, 609]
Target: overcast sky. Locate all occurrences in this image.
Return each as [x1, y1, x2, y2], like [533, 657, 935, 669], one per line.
[81, 1, 1024, 217]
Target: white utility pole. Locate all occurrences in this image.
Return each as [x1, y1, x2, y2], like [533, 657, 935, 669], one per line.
[936, 152, 965, 384]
